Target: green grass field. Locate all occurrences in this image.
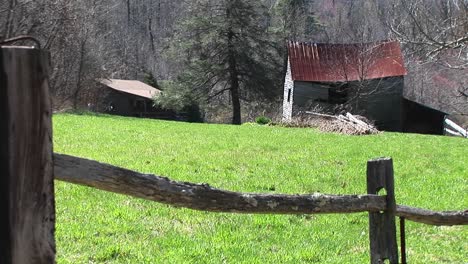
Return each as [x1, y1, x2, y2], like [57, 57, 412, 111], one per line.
[53, 113, 467, 263]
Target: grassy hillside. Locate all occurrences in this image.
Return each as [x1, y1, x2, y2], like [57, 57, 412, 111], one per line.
[53, 113, 467, 263]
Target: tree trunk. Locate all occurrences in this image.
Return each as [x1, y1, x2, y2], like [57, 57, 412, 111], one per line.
[148, 17, 155, 52]
[126, 0, 131, 23]
[230, 80, 241, 125]
[227, 7, 241, 125]
[73, 38, 86, 110]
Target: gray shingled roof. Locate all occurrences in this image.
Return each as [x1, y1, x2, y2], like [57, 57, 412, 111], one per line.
[99, 79, 161, 99]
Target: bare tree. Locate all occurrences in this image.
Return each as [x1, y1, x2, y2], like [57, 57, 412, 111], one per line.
[387, 0, 468, 69]
[1, 0, 187, 111]
[386, 0, 468, 113]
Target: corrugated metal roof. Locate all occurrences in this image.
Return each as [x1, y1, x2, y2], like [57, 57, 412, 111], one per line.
[288, 40, 407, 82]
[99, 79, 161, 99]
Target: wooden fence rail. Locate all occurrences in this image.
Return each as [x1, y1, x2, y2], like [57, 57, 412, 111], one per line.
[54, 153, 468, 226]
[54, 153, 386, 214]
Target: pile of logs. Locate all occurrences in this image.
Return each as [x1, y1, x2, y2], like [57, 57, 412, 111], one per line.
[304, 111, 379, 135]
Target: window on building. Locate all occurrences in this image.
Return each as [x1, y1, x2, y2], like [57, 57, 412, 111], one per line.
[287, 88, 291, 102]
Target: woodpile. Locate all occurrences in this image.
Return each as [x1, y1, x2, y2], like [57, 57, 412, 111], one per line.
[296, 111, 379, 135]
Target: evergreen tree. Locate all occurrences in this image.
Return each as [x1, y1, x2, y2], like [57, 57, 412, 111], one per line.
[143, 72, 159, 88]
[162, 0, 282, 124]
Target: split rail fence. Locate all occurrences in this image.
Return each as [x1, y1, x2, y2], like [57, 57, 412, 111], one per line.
[1, 45, 467, 264]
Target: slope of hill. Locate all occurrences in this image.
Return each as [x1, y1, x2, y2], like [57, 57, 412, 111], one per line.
[53, 113, 467, 263]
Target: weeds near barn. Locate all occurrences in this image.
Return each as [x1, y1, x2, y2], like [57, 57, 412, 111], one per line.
[53, 113, 467, 263]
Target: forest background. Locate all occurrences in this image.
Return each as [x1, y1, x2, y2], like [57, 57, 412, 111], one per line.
[1, 0, 466, 123]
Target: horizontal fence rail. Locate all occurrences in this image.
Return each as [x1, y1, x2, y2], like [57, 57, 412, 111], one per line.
[54, 153, 468, 226]
[396, 205, 467, 226]
[53, 153, 386, 214]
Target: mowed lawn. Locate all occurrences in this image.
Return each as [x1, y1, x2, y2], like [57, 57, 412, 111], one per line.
[53, 113, 467, 263]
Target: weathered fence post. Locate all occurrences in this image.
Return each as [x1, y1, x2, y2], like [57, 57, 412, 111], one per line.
[367, 158, 398, 264]
[0, 46, 55, 263]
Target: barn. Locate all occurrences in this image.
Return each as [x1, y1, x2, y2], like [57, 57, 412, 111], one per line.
[402, 99, 467, 137]
[282, 40, 407, 131]
[98, 79, 176, 119]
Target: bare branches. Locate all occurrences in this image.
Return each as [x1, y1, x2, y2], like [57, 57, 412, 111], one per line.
[0, 35, 41, 48]
[382, 0, 468, 114]
[388, 0, 468, 69]
[427, 36, 468, 57]
[459, 87, 468, 98]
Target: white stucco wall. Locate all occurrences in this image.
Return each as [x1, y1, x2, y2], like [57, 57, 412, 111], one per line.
[282, 58, 294, 121]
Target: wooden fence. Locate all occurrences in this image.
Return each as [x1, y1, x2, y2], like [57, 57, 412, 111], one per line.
[1, 46, 467, 264]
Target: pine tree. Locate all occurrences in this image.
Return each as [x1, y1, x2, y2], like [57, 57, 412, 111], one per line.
[164, 0, 282, 124]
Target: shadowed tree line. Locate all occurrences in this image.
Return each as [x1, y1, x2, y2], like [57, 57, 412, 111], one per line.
[1, 0, 465, 122]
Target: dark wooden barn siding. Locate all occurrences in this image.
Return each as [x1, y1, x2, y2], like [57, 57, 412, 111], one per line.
[102, 89, 178, 119]
[103, 89, 142, 116]
[293, 81, 329, 106]
[291, 77, 404, 131]
[356, 77, 404, 131]
[403, 99, 446, 135]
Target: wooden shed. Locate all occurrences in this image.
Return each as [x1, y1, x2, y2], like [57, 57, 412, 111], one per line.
[282, 40, 407, 131]
[402, 99, 447, 135]
[98, 79, 176, 119]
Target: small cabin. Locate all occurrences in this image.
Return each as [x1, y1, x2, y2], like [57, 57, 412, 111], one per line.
[282, 40, 407, 131]
[98, 79, 176, 119]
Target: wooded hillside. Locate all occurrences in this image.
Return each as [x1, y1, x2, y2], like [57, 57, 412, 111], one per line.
[1, 0, 466, 118]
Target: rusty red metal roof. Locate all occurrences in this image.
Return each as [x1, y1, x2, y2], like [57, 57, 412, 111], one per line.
[288, 40, 407, 82]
